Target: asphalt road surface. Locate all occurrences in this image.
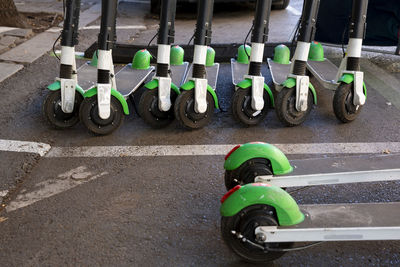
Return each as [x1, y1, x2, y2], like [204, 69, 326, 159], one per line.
[0, 0, 400, 266]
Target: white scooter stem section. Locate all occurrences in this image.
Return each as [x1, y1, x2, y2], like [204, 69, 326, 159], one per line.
[157, 44, 172, 111]
[249, 42, 265, 111]
[254, 168, 400, 187]
[346, 38, 363, 58]
[97, 49, 113, 120]
[290, 41, 310, 73]
[60, 46, 77, 113]
[255, 226, 400, 242]
[193, 45, 208, 114]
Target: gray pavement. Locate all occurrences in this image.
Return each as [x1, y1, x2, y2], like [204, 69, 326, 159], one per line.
[0, 0, 400, 265]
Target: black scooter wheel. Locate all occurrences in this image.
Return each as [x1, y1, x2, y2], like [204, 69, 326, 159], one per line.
[138, 88, 177, 128]
[174, 90, 214, 130]
[221, 204, 292, 264]
[232, 87, 271, 126]
[224, 158, 273, 191]
[42, 90, 83, 129]
[333, 82, 363, 123]
[79, 95, 124, 135]
[275, 87, 313, 127]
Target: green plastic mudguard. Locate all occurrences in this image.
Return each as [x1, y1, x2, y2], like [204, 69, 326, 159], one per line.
[180, 80, 219, 109]
[47, 81, 85, 96]
[220, 183, 304, 226]
[236, 78, 275, 107]
[83, 87, 129, 115]
[143, 79, 180, 95]
[282, 77, 318, 104]
[224, 142, 293, 175]
[338, 73, 367, 98]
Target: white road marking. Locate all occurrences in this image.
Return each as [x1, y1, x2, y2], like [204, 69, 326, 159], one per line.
[81, 25, 147, 30]
[45, 142, 400, 158]
[1, 139, 400, 157]
[6, 166, 108, 212]
[0, 139, 51, 156]
[286, 5, 302, 16]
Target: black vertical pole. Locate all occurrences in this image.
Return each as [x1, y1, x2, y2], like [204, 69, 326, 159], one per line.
[347, 0, 368, 71]
[156, 0, 177, 77]
[60, 0, 80, 79]
[192, 0, 214, 79]
[248, 0, 272, 76]
[97, 0, 118, 84]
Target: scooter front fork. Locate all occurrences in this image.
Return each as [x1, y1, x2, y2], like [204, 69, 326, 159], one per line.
[60, 45, 77, 113]
[97, 49, 114, 120]
[193, 44, 208, 114]
[247, 42, 265, 111]
[290, 41, 311, 112]
[156, 44, 173, 112]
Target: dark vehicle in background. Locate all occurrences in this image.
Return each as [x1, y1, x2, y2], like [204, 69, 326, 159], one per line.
[151, 0, 290, 13]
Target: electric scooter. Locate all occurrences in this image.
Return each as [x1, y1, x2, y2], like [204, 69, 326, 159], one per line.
[174, 0, 220, 130]
[268, 0, 319, 126]
[138, 0, 189, 128]
[230, 0, 274, 126]
[43, 0, 84, 129]
[79, 0, 160, 135]
[307, 0, 368, 123]
[221, 142, 400, 263]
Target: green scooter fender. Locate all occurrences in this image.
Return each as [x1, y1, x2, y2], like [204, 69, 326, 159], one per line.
[47, 80, 85, 96]
[180, 80, 219, 109]
[83, 87, 129, 115]
[236, 78, 275, 107]
[338, 73, 367, 98]
[220, 183, 304, 226]
[224, 142, 293, 175]
[144, 79, 180, 95]
[282, 77, 318, 104]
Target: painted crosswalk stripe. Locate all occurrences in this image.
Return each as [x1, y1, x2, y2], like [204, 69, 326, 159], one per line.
[45, 142, 400, 158]
[0, 139, 51, 157]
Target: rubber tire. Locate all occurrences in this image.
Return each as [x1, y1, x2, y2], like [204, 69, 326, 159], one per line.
[138, 88, 177, 128]
[275, 87, 313, 127]
[42, 90, 83, 129]
[333, 82, 363, 123]
[232, 87, 271, 126]
[272, 0, 290, 10]
[221, 204, 292, 264]
[174, 90, 215, 130]
[79, 95, 124, 135]
[225, 158, 273, 191]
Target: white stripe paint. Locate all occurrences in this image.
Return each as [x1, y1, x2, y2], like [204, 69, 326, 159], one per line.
[6, 166, 108, 212]
[0, 139, 51, 156]
[81, 25, 147, 30]
[1, 139, 400, 157]
[286, 5, 302, 16]
[45, 142, 400, 158]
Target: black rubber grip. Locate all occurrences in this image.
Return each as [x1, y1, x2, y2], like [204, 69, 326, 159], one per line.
[347, 57, 360, 71]
[292, 60, 307, 76]
[192, 64, 206, 78]
[97, 69, 109, 84]
[60, 64, 73, 79]
[156, 63, 169, 77]
[248, 62, 262, 76]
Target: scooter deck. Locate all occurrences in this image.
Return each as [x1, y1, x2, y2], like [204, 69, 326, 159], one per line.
[307, 59, 339, 90]
[231, 58, 249, 86]
[267, 58, 291, 89]
[77, 63, 97, 91]
[115, 64, 155, 97]
[170, 62, 189, 87]
[295, 202, 400, 228]
[184, 63, 220, 90]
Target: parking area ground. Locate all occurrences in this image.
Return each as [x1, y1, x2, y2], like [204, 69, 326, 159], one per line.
[0, 0, 399, 266]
